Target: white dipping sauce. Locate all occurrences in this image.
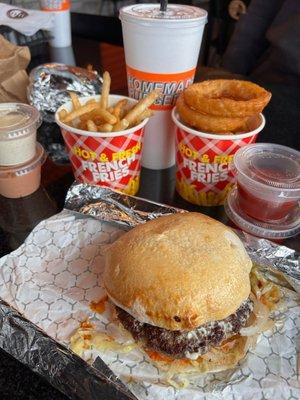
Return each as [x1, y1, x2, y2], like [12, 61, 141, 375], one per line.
[0, 104, 40, 166]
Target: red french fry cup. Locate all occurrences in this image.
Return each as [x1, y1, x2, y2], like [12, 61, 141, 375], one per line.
[55, 95, 149, 196]
[172, 110, 265, 206]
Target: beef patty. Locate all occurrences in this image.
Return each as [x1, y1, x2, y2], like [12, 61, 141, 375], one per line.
[116, 298, 253, 359]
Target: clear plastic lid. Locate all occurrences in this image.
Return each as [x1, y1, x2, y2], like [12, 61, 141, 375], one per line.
[225, 187, 300, 240]
[234, 143, 300, 194]
[0, 143, 46, 178]
[120, 4, 207, 23]
[0, 103, 41, 141]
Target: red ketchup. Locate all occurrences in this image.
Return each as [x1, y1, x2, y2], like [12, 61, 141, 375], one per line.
[237, 183, 297, 223]
[225, 144, 300, 241]
[234, 144, 300, 223]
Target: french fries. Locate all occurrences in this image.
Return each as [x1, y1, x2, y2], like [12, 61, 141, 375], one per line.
[112, 99, 128, 119]
[100, 71, 111, 109]
[120, 89, 161, 126]
[112, 119, 129, 132]
[78, 121, 87, 130]
[131, 108, 154, 127]
[86, 99, 97, 105]
[87, 119, 97, 132]
[95, 108, 117, 125]
[69, 92, 81, 110]
[58, 70, 159, 133]
[62, 102, 99, 123]
[98, 123, 113, 132]
[58, 109, 68, 120]
[80, 109, 98, 123]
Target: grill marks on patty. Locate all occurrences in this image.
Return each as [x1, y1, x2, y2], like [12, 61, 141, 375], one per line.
[116, 298, 253, 359]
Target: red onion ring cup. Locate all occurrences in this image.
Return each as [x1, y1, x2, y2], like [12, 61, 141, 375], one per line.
[172, 109, 265, 206]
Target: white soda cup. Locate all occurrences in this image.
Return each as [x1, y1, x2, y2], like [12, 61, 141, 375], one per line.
[120, 4, 207, 170]
[39, 0, 72, 48]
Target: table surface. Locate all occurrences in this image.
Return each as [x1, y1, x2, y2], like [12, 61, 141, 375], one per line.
[0, 36, 299, 400]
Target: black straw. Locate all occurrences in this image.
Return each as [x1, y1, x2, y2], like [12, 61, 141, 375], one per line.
[160, 0, 168, 12]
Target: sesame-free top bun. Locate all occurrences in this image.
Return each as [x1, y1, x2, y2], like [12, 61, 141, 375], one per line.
[104, 213, 252, 331]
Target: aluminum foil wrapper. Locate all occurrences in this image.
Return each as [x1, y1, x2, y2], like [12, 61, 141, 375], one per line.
[65, 182, 185, 229]
[28, 63, 102, 122]
[0, 181, 299, 400]
[66, 182, 300, 293]
[235, 231, 300, 293]
[0, 300, 137, 400]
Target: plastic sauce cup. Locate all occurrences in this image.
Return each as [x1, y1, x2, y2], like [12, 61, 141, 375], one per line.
[0, 103, 41, 166]
[225, 143, 300, 240]
[0, 143, 46, 198]
[172, 110, 265, 206]
[55, 95, 148, 196]
[225, 187, 300, 240]
[234, 143, 300, 222]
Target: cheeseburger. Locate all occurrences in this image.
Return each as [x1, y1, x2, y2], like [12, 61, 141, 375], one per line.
[104, 213, 274, 372]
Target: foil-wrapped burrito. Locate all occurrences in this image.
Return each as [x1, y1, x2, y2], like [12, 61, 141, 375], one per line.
[28, 63, 102, 122]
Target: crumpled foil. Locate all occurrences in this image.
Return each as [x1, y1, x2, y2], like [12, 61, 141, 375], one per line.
[66, 183, 300, 292]
[65, 182, 185, 229]
[0, 182, 299, 400]
[0, 300, 137, 400]
[28, 63, 102, 122]
[235, 231, 300, 293]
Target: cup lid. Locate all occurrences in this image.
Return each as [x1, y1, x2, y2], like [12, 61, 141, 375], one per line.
[120, 4, 207, 23]
[225, 187, 300, 240]
[0, 143, 46, 178]
[0, 103, 41, 141]
[234, 143, 300, 192]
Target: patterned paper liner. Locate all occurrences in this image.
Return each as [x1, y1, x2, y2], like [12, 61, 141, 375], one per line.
[0, 203, 299, 399]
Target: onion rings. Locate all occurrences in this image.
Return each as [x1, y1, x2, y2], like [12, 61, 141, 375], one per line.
[176, 94, 249, 133]
[183, 80, 271, 118]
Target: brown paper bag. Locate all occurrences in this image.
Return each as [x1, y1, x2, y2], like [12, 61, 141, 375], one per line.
[0, 35, 31, 103]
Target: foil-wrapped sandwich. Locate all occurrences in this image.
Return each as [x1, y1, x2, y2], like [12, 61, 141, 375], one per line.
[28, 63, 102, 122]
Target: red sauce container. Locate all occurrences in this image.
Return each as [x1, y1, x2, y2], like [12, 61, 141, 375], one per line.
[225, 143, 300, 241]
[236, 182, 296, 222]
[225, 188, 299, 241]
[234, 144, 300, 222]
